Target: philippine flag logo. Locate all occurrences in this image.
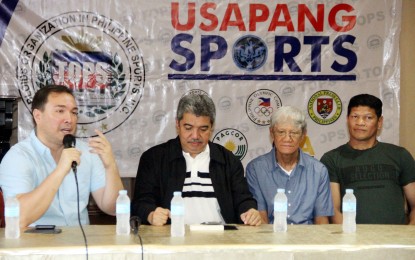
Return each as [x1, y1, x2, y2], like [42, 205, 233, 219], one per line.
[258, 97, 271, 107]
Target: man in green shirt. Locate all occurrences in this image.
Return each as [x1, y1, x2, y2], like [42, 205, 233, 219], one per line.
[321, 94, 415, 224]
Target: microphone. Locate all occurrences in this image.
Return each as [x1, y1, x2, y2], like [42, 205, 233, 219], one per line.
[63, 134, 77, 172]
[130, 216, 142, 235]
[63, 135, 87, 256]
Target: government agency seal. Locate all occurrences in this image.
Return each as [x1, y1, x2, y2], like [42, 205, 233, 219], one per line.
[308, 90, 342, 125]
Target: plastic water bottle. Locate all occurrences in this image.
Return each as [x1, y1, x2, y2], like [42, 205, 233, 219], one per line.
[116, 190, 130, 235]
[5, 196, 20, 239]
[273, 188, 287, 232]
[342, 189, 356, 233]
[170, 191, 185, 237]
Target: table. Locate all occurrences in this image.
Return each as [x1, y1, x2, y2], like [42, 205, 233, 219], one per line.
[0, 224, 414, 259]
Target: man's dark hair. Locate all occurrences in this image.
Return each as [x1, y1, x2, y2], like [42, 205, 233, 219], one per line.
[31, 85, 74, 114]
[347, 94, 383, 118]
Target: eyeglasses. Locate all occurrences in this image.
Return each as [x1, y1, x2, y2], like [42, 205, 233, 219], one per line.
[273, 130, 302, 139]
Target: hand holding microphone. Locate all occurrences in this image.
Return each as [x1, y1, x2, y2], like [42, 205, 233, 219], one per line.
[62, 134, 80, 174]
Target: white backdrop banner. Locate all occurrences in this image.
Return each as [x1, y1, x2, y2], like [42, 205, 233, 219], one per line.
[0, 0, 401, 177]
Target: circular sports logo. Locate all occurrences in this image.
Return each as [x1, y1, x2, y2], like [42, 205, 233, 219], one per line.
[232, 35, 267, 71]
[246, 89, 282, 126]
[17, 11, 145, 137]
[308, 90, 342, 125]
[212, 128, 248, 161]
[367, 35, 382, 50]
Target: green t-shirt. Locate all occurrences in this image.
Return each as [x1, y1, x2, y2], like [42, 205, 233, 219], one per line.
[321, 142, 415, 224]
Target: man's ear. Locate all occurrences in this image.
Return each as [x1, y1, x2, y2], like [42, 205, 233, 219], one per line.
[377, 115, 384, 136]
[378, 115, 384, 129]
[32, 109, 41, 125]
[175, 119, 180, 132]
[300, 129, 307, 143]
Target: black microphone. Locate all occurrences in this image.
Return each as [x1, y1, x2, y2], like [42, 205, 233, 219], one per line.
[130, 216, 142, 235]
[63, 134, 77, 172]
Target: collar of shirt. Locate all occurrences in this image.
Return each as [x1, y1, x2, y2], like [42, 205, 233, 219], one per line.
[271, 146, 306, 176]
[30, 130, 55, 164]
[182, 144, 210, 161]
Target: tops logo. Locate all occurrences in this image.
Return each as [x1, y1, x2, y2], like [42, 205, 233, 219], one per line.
[17, 11, 145, 137]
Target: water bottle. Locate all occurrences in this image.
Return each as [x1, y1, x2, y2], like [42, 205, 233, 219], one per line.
[5, 196, 20, 239]
[116, 190, 130, 235]
[170, 191, 185, 237]
[342, 189, 356, 233]
[273, 188, 287, 232]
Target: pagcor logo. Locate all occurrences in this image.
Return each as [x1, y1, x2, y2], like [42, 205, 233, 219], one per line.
[213, 128, 248, 160]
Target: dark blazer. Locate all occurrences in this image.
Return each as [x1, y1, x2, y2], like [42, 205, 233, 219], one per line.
[131, 136, 257, 224]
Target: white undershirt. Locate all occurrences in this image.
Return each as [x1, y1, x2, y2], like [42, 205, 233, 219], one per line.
[182, 146, 224, 225]
[277, 163, 294, 175]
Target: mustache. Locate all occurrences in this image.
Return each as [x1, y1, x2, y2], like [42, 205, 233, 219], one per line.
[188, 139, 203, 143]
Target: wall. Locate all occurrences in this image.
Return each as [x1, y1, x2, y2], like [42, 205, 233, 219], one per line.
[401, 0, 415, 157]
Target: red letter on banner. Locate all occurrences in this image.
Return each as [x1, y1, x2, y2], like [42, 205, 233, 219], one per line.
[171, 2, 196, 31]
[298, 4, 324, 32]
[329, 4, 356, 32]
[249, 4, 269, 31]
[220, 3, 246, 31]
[268, 4, 294, 32]
[200, 3, 218, 31]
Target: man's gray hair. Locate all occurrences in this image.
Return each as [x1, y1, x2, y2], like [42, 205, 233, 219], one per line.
[270, 106, 307, 132]
[176, 94, 216, 125]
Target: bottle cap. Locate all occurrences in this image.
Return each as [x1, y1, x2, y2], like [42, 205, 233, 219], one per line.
[277, 188, 285, 193]
[173, 191, 182, 196]
[119, 190, 127, 195]
[345, 189, 353, 193]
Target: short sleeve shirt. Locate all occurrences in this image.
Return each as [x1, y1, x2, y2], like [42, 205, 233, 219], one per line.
[0, 130, 106, 226]
[320, 142, 415, 224]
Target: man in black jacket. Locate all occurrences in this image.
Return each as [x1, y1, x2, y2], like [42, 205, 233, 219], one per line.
[131, 94, 261, 226]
